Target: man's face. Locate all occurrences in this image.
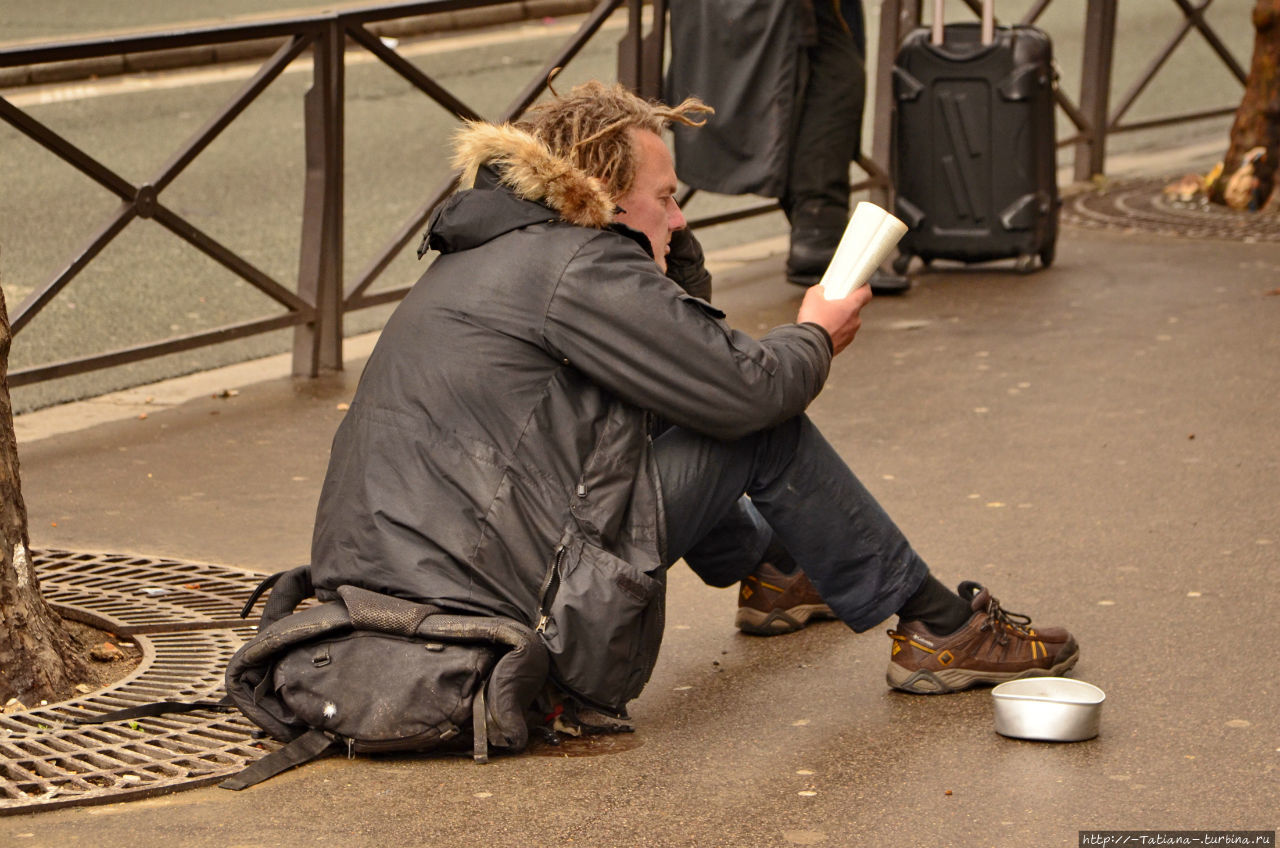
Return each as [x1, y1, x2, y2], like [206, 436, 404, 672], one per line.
[614, 129, 686, 273]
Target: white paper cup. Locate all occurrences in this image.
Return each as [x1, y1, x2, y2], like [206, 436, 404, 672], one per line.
[820, 202, 909, 300]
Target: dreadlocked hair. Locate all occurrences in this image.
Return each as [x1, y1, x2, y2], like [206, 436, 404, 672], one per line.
[517, 80, 712, 200]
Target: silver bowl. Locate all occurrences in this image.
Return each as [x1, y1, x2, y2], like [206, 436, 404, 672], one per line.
[992, 677, 1105, 742]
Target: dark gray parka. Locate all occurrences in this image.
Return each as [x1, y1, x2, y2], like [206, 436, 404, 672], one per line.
[310, 123, 832, 713]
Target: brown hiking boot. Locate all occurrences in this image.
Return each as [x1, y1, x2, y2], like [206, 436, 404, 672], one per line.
[736, 561, 837, 636]
[886, 581, 1079, 694]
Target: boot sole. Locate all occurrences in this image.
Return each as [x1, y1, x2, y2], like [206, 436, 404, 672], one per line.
[785, 273, 820, 288]
[735, 604, 837, 636]
[885, 644, 1081, 694]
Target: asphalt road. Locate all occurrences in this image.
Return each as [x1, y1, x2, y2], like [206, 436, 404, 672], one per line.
[0, 0, 381, 42]
[0, 0, 1255, 414]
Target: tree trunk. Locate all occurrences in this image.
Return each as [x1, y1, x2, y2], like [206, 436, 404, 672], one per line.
[0, 262, 90, 708]
[1210, 0, 1280, 209]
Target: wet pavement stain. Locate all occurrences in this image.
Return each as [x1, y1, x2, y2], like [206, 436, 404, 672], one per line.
[526, 732, 643, 757]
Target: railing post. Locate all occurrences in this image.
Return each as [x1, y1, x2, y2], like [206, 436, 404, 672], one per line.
[1074, 0, 1118, 182]
[617, 0, 641, 93]
[617, 0, 663, 99]
[870, 0, 920, 208]
[293, 21, 345, 377]
[642, 0, 667, 100]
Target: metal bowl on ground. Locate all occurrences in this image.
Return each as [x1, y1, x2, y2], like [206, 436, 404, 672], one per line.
[992, 677, 1105, 742]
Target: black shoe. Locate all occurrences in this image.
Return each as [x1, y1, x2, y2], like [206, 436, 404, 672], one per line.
[788, 268, 912, 294]
[785, 201, 845, 287]
[868, 269, 911, 295]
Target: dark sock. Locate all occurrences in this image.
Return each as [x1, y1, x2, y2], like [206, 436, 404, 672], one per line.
[897, 574, 972, 635]
[760, 535, 798, 574]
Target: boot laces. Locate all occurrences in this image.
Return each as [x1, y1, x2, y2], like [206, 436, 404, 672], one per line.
[978, 595, 1033, 645]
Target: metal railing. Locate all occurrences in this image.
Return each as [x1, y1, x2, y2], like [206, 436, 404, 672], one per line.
[0, 0, 1250, 390]
[1, 0, 633, 387]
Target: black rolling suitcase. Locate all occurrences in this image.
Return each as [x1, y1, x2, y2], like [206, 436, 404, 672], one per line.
[890, 0, 1060, 273]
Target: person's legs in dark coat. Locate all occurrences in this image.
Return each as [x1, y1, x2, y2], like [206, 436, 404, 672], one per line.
[783, 0, 866, 286]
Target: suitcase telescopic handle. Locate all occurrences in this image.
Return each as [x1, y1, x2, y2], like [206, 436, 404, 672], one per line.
[930, 0, 995, 46]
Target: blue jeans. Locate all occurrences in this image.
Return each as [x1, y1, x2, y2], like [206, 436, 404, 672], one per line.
[655, 414, 928, 633]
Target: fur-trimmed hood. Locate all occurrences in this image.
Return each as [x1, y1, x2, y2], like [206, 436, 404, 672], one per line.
[451, 121, 616, 229]
[421, 122, 650, 260]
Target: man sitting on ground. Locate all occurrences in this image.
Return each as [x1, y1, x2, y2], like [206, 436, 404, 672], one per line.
[309, 81, 1079, 729]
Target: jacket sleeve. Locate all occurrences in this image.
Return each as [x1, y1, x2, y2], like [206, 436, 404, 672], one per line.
[541, 232, 832, 441]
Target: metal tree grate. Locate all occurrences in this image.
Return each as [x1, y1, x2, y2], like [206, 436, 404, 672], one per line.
[1062, 176, 1280, 242]
[0, 550, 277, 814]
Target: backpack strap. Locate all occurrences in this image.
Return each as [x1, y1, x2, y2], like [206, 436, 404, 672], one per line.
[219, 728, 339, 791]
[241, 564, 315, 629]
[472, 685, 489, 764]
[73, 697, 233, 725]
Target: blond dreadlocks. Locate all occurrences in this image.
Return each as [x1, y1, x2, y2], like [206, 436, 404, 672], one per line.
[517, 80, 712, 201]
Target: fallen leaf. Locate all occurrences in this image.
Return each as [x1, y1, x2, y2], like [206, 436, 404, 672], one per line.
[1163, 173, 1205, 202]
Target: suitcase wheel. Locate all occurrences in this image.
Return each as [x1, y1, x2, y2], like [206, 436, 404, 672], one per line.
[892, 253, 913, 275]
[1015, 254, 1037, 274]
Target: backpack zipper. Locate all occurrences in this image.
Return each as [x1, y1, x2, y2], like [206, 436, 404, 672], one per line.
[534, 544, 566, 633]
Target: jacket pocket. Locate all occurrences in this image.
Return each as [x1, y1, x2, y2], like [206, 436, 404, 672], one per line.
[537, 537, 665, 713]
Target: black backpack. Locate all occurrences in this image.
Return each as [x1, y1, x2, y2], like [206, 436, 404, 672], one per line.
[221, 567, 549, 787]
[83, 565, 550, 789]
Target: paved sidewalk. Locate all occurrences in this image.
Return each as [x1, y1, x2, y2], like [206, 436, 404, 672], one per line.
[4, 202, 1277, 844]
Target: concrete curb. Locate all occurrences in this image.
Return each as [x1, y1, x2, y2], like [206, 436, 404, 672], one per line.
[0, 0, 597, 89]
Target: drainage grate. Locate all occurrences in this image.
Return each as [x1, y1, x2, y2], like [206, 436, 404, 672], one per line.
[0, 550, 276, 814]
[1062, 175, 1280, 242]
[33, 549, 273, 633]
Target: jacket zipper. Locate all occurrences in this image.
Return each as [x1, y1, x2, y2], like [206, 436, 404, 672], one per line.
[534, 544, 566, 633]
